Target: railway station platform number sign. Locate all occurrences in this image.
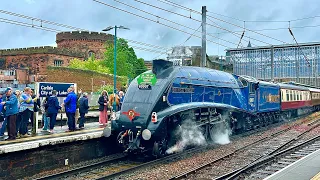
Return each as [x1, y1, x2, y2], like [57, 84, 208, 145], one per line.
[137, 73, 157, 90]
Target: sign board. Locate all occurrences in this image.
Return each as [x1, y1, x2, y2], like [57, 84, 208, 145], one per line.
[36, 82, 77, 97]
[137, 73, 157, 86]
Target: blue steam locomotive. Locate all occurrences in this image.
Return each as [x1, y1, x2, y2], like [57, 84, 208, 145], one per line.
[103, 59, 318, 157]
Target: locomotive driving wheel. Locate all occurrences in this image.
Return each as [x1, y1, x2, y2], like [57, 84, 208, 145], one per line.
[153, 138, 168, 158]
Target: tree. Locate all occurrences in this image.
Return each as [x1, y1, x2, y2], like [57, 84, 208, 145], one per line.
[68, 56, 109, 74]
[104, 38, 148, 78]
[135, 58, 148, 75]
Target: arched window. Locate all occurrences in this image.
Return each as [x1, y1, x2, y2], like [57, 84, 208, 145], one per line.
[88, 51, 95, 59]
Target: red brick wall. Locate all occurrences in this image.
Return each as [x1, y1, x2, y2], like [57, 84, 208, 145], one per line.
[46, 67, 126, 92]
[3, 54, 78, 75]
[57, 40, 109, 59]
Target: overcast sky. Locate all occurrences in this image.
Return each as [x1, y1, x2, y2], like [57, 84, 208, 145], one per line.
[1, 0, 320, 60]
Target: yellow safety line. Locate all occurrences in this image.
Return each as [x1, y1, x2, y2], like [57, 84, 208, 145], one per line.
[0, 128, 103, 146]
[311, 172, 320, 180]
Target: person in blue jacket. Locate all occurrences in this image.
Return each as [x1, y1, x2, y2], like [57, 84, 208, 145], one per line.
[0, 91, 5, 138]
[62, 88, 77, 132]
[46, 90, 61, 133]
[1, 87, 19, 140]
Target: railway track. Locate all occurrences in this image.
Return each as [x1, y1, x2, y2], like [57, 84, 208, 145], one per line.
[35, 153, 128, 180]
[224, 135, 320, 180]
[34, 113, 317, 180]
[169, 116, 320, 180]
[35, 146, 209, 180]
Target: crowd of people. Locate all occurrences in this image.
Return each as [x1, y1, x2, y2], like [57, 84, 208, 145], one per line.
[0, 85, 126, 141]
[98, 90, 125, 126]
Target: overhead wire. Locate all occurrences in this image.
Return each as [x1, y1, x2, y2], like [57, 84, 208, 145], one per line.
[0, 18, 168, 54]
[159, 0, 287, 44]
[0, 9, 86, 31]
[160, 0, 320, 24]
[114, 0, 238, 47]
[136, 0, 262, 46]
[0, 17, 60, 33]
[0, 9, 170, 53]
[152, 23, 202, 60]
[92, 0, 231, 48]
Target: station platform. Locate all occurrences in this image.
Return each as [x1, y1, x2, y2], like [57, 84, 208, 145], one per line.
[0, 121, 110, 154]
[37, 110, 102, 120]
[265, 148, 320, 180]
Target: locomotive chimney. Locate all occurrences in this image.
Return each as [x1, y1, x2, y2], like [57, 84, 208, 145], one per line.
[152, 59, 173, 75]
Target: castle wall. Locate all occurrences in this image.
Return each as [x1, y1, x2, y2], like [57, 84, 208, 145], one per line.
[2, 53, 79, 75]
[56, 31, 113, 59]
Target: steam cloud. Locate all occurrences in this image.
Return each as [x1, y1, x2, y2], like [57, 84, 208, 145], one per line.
[166, 113, 232, 154]
[166, 119, 207, 154]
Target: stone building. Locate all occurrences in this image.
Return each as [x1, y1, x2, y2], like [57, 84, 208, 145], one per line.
[0, 31, 113, 84]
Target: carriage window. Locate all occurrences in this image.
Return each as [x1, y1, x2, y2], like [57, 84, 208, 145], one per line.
[300, 92, 302, 101]
[239, 77, 248, 87]
[286, 90, 289, 101]
[281, 91, 284, 101]
[249, 83, 255, 93]
[290, 91, 293, 101]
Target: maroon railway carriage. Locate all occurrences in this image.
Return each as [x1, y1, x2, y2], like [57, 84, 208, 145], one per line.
[279, 83, 312, 114]
[309, 87, 320, 111]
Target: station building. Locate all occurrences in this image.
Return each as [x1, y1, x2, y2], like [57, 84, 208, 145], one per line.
[226, 41, 320, 87]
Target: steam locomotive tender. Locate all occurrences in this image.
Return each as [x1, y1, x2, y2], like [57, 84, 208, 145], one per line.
[103, 59, 319, 157]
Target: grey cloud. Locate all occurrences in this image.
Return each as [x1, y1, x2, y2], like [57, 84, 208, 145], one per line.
[1, 0, 320, 60]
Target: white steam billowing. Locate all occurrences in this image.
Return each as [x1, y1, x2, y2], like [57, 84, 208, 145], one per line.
[209, 122, 231, 145]
[166, 119, 206, 154]
[166, 113, 232, 154]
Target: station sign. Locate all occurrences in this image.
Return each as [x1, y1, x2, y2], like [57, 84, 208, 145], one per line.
[137, 73, 156, 90]
[36, 82, 76, 97]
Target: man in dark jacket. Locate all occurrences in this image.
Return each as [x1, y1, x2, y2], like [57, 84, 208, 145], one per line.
[46, 90, 61, 133]
[78, 92, 89, 129]
[30, 90, 40, 129]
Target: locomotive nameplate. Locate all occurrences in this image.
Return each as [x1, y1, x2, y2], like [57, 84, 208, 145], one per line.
[171, 87, 194, 93]
[138, 84, 152, 90]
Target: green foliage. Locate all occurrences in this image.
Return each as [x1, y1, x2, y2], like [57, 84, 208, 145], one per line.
[68, 57, 110, 74]
[97, 84, 114, 94]
[104, 38, 148, 78]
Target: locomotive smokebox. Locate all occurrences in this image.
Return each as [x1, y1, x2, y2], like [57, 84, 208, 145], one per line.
[152, 59, 173, 75]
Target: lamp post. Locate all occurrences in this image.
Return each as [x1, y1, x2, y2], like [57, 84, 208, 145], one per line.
[102, 25, 129, 112]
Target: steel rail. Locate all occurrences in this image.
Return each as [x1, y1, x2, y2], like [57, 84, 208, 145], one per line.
[35, 153, 128, 180]
[169, 114, 317, 179]
[222, 135, 320, 180]
[94, 146, 209, 180]
[213, 118, 320, 180]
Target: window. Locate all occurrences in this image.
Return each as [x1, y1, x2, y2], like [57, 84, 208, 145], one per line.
[88, 51, 95, 58]
[249, 83, 255, 93]
[9, 70, 15, 76]
[300, 92, 302, 101]
[239, 77, 248, 87]
[286, 90, 289, 101]
[290, 91, 293, 101]
[54, 60, 63, 67]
